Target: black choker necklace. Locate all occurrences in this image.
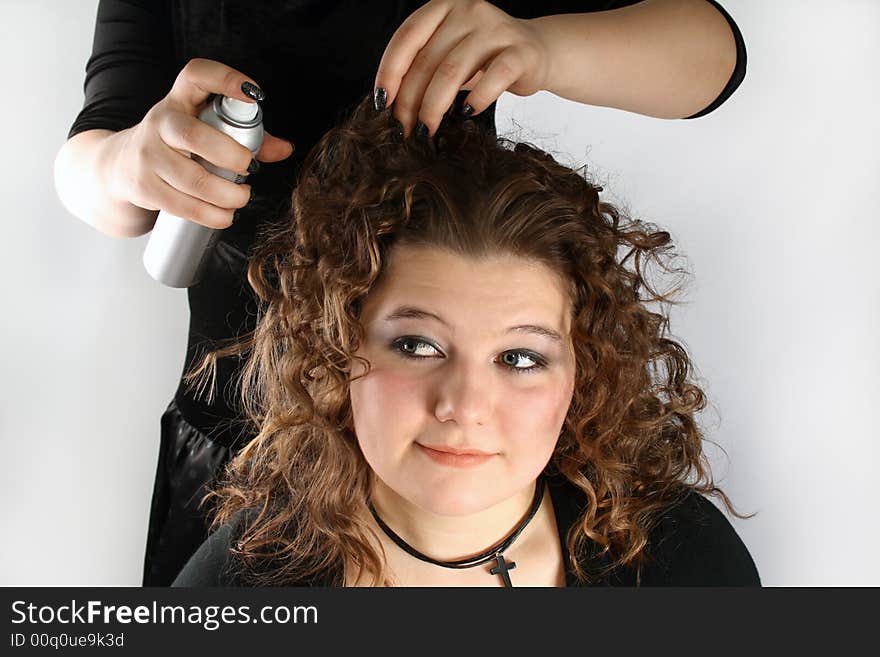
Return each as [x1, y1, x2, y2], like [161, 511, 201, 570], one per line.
[367, 476, 546, 587]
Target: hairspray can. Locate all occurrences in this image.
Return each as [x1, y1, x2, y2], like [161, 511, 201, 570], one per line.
[143, 94, 264, 288]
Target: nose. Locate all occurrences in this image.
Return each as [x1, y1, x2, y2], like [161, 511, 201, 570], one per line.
[432, 357, 493, 426]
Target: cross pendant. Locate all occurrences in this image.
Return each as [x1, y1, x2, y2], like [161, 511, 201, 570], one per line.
[489, 553, 516, 587]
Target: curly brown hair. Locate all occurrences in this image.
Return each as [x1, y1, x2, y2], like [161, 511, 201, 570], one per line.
[185, 91, 752, 587]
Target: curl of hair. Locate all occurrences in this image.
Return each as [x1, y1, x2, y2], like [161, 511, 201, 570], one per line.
[184, 92, 752, 587]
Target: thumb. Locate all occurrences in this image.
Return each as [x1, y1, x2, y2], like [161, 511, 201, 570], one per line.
[255, 132, 295, 162]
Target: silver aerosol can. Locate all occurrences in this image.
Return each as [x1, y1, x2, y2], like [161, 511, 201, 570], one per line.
[143, 94, 264, 288]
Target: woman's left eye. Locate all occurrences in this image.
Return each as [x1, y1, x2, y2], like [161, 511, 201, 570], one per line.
[499, 351, 543, 372]
[390, 337, 546, 373]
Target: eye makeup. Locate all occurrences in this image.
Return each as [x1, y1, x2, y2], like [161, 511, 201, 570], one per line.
[388, 336, 549, 374]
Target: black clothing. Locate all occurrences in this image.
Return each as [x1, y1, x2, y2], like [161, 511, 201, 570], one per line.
[171, 474, 761, 586]
[67, 0, 747, 586]
[144, 398, 233, 586]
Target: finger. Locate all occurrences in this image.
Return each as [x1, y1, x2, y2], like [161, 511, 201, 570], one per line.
[158, 112, 254, 177]
[462, 70, 484, 90]
[417, 31, 495, 136]
[162, 98, 293, 168]
[392, 27, 477, 138]
[458, 47, 527, 118]
[256, 131, 295, 163]
[144, 170, 239, 230]
[153, 143, 252, 215]
[168, 57, 264, 113]
[374, 1, 450, 134]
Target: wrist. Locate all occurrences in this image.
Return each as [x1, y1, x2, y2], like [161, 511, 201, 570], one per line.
[528, 14, 591, 100]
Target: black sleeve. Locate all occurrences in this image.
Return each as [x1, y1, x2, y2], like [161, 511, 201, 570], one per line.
[67, 0, 178, 140]
[171, 513, 246, 587]
[496, 0, 746, 119]
[641, 491, 761, 586]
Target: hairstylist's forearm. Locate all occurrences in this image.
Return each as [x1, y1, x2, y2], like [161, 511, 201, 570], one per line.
[531, 0, 737, 119]
[53, 128, 158, 239]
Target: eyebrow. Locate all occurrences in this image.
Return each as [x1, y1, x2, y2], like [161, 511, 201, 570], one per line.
[381, 305, 564, 343]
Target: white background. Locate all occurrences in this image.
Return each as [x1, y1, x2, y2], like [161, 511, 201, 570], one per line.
[1, 1, 877, 585]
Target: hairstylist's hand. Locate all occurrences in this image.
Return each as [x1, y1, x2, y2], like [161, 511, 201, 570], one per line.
[105, 58, 295, 229]
[373, 0, 550, 139]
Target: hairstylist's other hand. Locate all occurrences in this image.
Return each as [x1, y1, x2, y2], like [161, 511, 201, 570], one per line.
[374, 0, 551, 139]
[105, 58, 295, 229]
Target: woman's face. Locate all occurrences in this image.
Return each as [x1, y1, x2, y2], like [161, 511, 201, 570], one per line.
[349, 244, 576, 517]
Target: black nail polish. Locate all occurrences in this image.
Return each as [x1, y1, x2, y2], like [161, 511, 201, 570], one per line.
[249, 186, 257, 203]
[374, 87, 387, 112]
[392, 120, 404, 144]
[461, 103, 474, 117]
[241, 81, 265, 102]
[415, 121, 429, 140]
[248, 158, 261, 174]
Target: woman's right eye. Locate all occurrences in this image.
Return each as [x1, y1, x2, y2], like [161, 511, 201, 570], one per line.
[392, 337, 440, 358]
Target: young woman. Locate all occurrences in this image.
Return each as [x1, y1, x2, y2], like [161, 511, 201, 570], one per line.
[56, 0, 746, 586]
[171, 91, 760, 587]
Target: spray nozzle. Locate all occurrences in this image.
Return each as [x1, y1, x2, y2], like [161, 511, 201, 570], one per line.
[221, 96, 259, 122]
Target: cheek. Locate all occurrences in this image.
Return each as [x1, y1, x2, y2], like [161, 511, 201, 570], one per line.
[350, 366, 425, 453]
[501, 377, 574, 457]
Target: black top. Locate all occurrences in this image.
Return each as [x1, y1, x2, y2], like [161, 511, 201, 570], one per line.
[67, 1, 747, 447]
[171, 474, 761, 586]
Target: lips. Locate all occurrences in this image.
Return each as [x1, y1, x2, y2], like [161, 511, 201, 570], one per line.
[416, 443, 497, 468]
[419, 444, 495, 457]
